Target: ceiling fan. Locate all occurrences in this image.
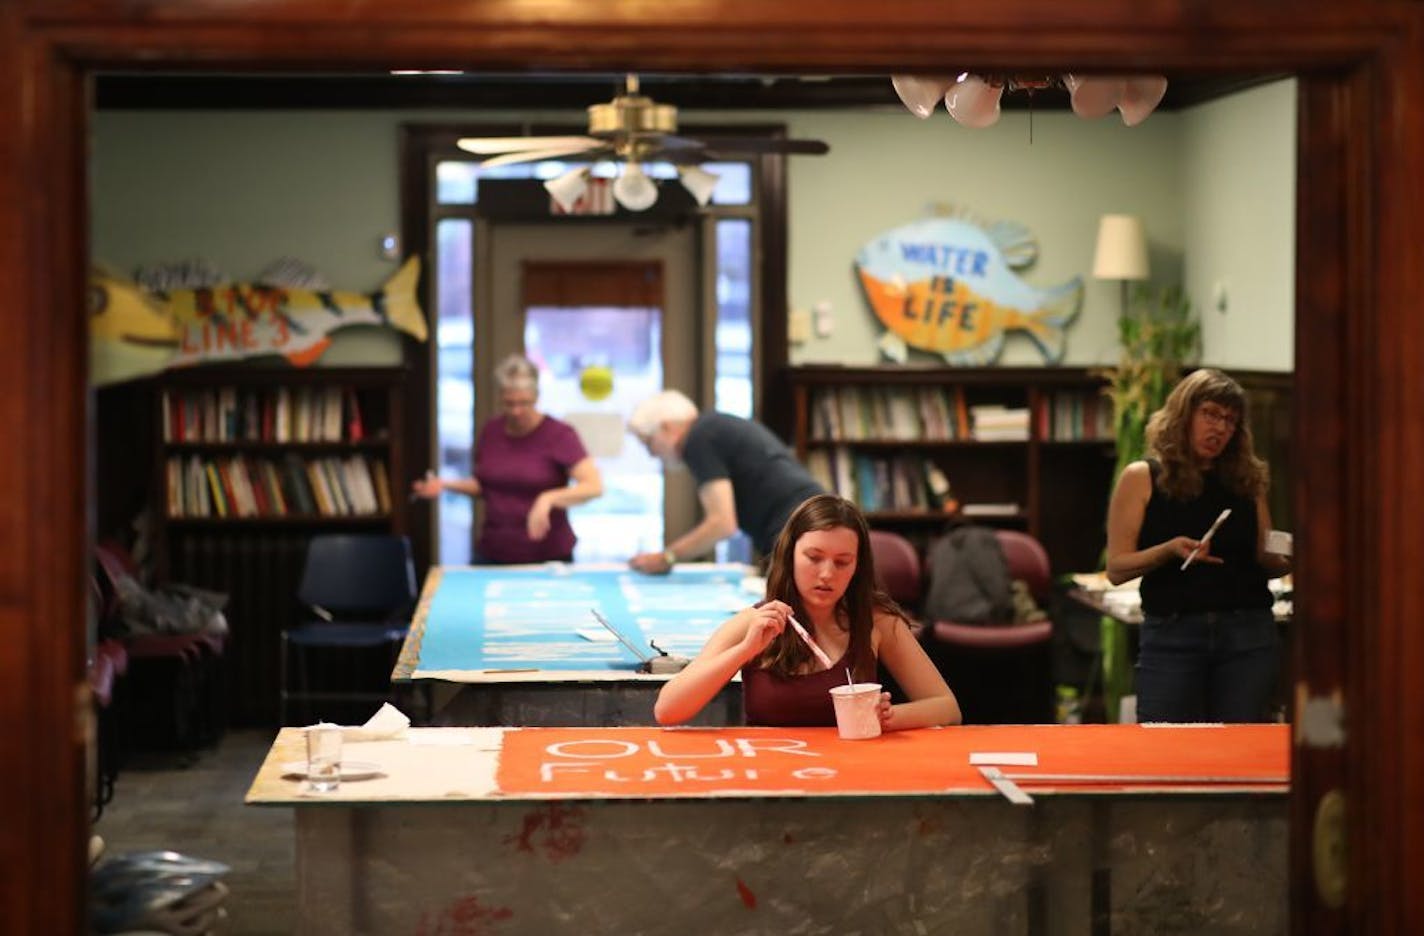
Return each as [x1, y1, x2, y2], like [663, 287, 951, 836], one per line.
[456, 74, 830, 211]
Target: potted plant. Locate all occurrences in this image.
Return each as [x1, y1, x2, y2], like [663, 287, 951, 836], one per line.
[1095, 284, 1201, 721]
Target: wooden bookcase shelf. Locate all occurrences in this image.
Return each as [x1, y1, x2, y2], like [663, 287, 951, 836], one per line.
[144, 365, 409, 726]
[787, 365, 1117, 574]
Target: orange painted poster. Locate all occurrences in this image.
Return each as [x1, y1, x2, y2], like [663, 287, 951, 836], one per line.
[495, 724, 1288, 799]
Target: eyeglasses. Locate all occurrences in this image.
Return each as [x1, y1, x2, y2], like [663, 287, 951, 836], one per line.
[1197, 403, 1239, 429]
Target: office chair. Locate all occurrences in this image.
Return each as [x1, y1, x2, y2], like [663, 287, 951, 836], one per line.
[867, 529, 923, 609]
[866, 528, 926, 703]
[923, 529, 1055, 724]
[280, 533, 417, 726]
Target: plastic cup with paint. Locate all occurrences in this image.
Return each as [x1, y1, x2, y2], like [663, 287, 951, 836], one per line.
[305, 722, 342, 793]
[829, 682, 883, 740]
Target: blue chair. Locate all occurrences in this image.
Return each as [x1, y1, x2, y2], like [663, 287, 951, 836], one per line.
[279, 534, 417, 726]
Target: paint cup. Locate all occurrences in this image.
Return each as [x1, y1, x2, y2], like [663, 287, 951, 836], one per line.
[1265, 529, 1292, 556]
[305, 722, 342, 793]
[829, 682, 883, 740]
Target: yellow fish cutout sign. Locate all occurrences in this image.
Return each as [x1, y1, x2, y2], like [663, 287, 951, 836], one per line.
[855, 217, 1082, 365]
[90, 257, 428, 386]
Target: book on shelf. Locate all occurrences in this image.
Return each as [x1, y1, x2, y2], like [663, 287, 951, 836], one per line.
[968, 404, 1030, 441]
[960, 502, 1022, 518]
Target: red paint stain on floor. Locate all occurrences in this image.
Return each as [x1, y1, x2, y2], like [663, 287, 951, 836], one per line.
[504, 802, 587, 863]
[735, 876, 758, 909]
[413, 895, 514, 935]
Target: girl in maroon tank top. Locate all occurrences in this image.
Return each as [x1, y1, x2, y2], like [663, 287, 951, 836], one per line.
[654, 494, 961, 731]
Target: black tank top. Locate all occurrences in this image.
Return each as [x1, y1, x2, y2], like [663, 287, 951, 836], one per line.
[1137, 459, 1272, 615]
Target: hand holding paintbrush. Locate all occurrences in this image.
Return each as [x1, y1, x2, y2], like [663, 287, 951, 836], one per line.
[1180, 508, 1232, 570]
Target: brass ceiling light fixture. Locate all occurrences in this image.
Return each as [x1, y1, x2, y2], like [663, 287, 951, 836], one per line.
[457, 74, 829, 212]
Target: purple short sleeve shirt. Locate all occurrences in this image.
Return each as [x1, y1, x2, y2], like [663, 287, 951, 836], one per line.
[474, 415, 588, 563]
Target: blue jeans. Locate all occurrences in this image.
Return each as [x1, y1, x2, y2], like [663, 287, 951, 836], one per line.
[1136, 608, 1280, 723]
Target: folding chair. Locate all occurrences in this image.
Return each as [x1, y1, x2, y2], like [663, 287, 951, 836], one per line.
[279, 533, 417, 725]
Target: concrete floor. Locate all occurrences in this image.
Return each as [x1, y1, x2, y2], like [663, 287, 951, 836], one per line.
[92, 729, 294, 935]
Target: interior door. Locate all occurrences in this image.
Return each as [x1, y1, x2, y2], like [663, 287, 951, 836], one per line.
[482, 222, 700, 562]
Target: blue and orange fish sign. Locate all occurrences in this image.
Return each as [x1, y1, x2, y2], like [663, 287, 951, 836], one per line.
[855, 215, 1082, 365]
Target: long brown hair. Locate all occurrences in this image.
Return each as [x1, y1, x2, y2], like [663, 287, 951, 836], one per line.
[1145, 368, 1269, 500]
[758, 494, 903, 680]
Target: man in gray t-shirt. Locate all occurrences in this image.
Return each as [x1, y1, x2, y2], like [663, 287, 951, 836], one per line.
[627, 391, 825, 572]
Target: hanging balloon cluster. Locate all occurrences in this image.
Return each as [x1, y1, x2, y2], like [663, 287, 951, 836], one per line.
[891, 73, 1169, 128]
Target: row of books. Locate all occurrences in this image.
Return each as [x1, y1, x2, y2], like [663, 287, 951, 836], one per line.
[810, 385, 1115, 443]
[161, 386, 371, 444]
[164, 453, 392, 519]
[810, 385, 972, 441]
[806, 448, 954, 513]
[1039, 390, 1115, 440]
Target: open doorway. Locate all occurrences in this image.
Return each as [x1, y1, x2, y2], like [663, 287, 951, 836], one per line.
[10, 8, 1418, 929]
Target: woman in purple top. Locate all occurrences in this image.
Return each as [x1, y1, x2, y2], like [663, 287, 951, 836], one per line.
[411, 354, 603, 563]
[654, 494, 960, 729]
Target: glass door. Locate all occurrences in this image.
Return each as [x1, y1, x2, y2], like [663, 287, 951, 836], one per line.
[487, 225, 699, 563]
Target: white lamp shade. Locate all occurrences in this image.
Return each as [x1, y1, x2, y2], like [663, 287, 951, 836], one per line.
[892, 74, 955, 119]
[1118, 75, 1169, 127]
[944, 75, 1002, 128]
[1064, 74, 1124, 119]
[612, 162, 659, 212]
[1092, 214, 1150, 281]
[677, 165, 721, 206]
[543, 166, 590, 213]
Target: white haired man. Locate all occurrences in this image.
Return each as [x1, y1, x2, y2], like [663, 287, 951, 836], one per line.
[626, 390, 824, 573]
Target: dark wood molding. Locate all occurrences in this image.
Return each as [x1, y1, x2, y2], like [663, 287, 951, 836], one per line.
[5, 2, 1424, 933]
[92, 72, 1283, 113]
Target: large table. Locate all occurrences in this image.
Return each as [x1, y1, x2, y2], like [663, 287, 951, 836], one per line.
[248, 723, 1289, 935]
[393, 563, 759, 726]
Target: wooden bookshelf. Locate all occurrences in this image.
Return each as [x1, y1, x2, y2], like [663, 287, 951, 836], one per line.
[148, 365, 408, 726]
[787, 365, 1117, 574]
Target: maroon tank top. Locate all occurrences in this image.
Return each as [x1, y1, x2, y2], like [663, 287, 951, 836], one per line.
[741, 649, 853, 727]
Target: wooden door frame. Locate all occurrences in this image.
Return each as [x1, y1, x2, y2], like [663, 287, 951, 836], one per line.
[4, 2, 1421, 932]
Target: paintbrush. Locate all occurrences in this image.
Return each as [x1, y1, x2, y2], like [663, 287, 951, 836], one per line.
[1181, 508, 1232, 570]
[786, 615, 834, 670]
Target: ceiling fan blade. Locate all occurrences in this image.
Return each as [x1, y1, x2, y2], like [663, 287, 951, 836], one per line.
[678, 137, 829, 157]
[477, 144, 612, 168]
[696, 137, 831, 156]
[456, 135, 601, 155]
[641, 134, 708, 152]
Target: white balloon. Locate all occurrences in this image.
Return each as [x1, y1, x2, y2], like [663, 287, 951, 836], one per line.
[891, 74, 954, 119]
[944, 76, 1002, 128]
[1064, 74, 1124, 119]
[1118, 75, 1169, 126]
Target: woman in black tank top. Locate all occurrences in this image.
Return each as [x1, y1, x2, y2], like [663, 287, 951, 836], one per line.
[1104, 369, 1291, 722]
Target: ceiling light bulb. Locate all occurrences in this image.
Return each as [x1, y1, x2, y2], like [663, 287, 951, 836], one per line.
[677, 165, 721, 206]
[612, 162, 659, 212]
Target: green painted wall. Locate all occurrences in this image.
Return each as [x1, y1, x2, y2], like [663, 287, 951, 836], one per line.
[91, 81, 1296, 372]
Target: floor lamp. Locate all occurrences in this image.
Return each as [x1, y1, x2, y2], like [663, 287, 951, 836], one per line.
[1090, 213, 1149, 724]
[1092, 214, 1150, 317]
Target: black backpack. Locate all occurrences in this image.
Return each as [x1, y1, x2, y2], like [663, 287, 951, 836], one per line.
[922, 525, 1014, 624]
